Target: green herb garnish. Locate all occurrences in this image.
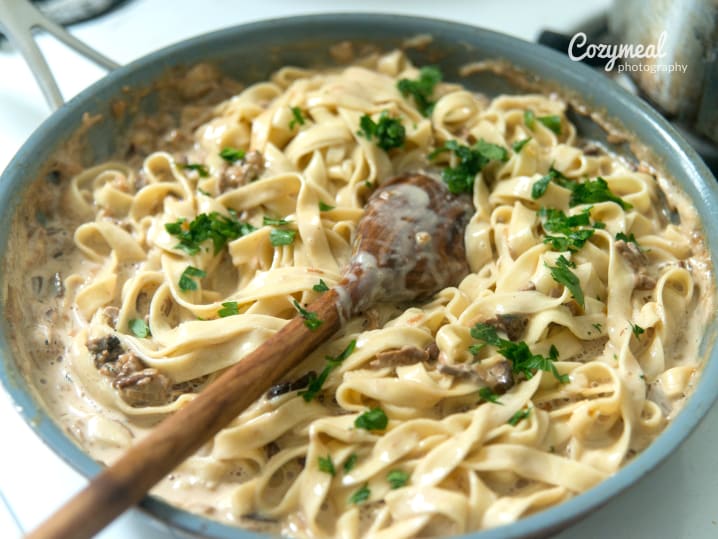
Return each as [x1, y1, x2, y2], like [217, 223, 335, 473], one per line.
[344, 453, 358, 472]
[387, 469, 409, 489]
[263, 216, 292, 227]
[616, 231, 642, 249]
[218, 301, 239, 317]
[539, 207, 603, 252]
[429, 139, 509, 194]
[508, 408, 531, 426]
[524, 110, 536, 129]
[546, 255, 584, 307]
[468, 343, 486, 355]
[348, 484, 371, 504]
[537, 115, 562, 135]
[592, 323, 603, 332]
[129, 318, 150, 338]
[478, 387, 502, 404]
[313, 279, 329, 292]
[397, 66, 442, 117]
[358, 111, 406, 150]
[318, 201, 335, 211]
[531, 167, 573, 199]
[179, 265, 206, 291]
[289, 106, 305, 129]
[292, 299, 323, 331]
[354, 407, 388, 431]
[165, 211, 255, 255]
[181, 163, 209, 177]
[270, 228, 297, 246]
[471, 323, 569, 383]
[630, 322, 645, 338]
[318, 455, 336, 476]
[512, 137, 532, 153]
[299, 340, 356, 402]
[219, 147, 245, 163]
[570, 177, 632, 210]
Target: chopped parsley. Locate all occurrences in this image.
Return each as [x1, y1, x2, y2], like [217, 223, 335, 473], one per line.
[128, 318, 150, 338]
[630, 322, 645, 338]
[531, 167, 574, 199]
[263, 216, 292, 226]
[218, 301, 239, 317]
[468, 343, 486, 355]
[289, 106, 305, 129]
[537, 115, 562, 135]
[298, 340, 356, 402]
[508, 408, 531, 426]
[512, 137, 532, 153]
[318, 201, 335, 211]
[197, 187, 212, 197]
[181, 163, 209, 177]
[318, 455, 336, 476]
[478, 387, 502, 404]
[539, 207, 604, 252]
[348, 484, 370, 504]
[429, 139, 509, 194]
[546, 255, 584, 308]
[344, 453, 358, 472]
[219, 147, 245, 163]
[616, 231, 642, 249]
[179, 265, 206, 291]
[471, 323, 569, 383]
[397, 66, 442, 117]
[313, 279, 330, 292]
[354, 407, 388, 431]
[358, 111, 406, 150]
[292, 299, 323, 331]
[592, 323, 603, 332]
[570, 177, 632, 210]
[387, 469, 409, 489]
[269, 228, 297, 246]
[165, 211, 255, 255]
[524, 110, 536, 129]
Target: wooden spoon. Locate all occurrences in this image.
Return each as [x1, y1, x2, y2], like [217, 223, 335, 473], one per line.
[27, 173, 474, 539]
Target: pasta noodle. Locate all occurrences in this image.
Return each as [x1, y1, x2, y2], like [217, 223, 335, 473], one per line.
[19, 51, 714, 538]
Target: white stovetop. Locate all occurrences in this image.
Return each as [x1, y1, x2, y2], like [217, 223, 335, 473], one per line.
[1, 1, 717, 538]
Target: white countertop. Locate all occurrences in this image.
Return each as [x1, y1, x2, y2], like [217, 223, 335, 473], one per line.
[1, 1, 717, 538]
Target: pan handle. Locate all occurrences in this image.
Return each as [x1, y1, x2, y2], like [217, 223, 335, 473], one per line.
[0, 0, 120, 111]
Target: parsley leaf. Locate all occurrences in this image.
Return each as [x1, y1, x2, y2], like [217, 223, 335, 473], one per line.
[570, 177, 632, 209]
[630, 322, 645, 338]
[219, 147, 245, 163]
[592, 323, 603, 332]
[181, 163, 209, 177]
[539, 207, 603, 252]
[531, 167, 573, 199]
[354, 407, 388, 431]
[318, 455, 335, 476]
[318, 201, 335, 211]
[348, 484, 370, 504]
[546, 255, 584, 307]
[478, 387, 502, 404]
[397, 66, 442, 117]
[292, 299, 323, 331]
[313, 279, 329, 292]
[512, 137, 532, 153]
[508, 408, 531, 426]
[128, 318, 150, 338]
[344, 453, 358, 472]
[179, 265, 206, 291]
[270, 228, 296, 246]
[289, 106, 305, 129]
[616, 231, 642, 249]
[218, 301, 239, 317]
[537, 115, 562, 135]
[429, 139, 509, 194]
[468, 343, 486, 355]
[263, 216, 292, 226]
[298, 339, 356, 402]
[470, 323, 569, 383]
[165, 211, 255, 255]
[358, 111, 406, 150]
[387, 469, 409, 489]
[524, 110, 536, 129]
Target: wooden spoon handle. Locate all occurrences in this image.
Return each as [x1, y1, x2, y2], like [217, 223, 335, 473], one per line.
[26, 290, 343, 539]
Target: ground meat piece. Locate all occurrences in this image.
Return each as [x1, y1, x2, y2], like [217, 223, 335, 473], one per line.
[424, 341, 439, 362]
[616, 239, 648, 270]
[369, 346, 428, 369]
[635, 273, 657, 290]
[219, 150, 264, 192]
[112, 352, 173, 407]
[87, 335, 124, 368]
[483, 314, 528, 341]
